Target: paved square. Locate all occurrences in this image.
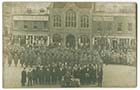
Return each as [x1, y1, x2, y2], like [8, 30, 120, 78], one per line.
[3, 62, 136, 88]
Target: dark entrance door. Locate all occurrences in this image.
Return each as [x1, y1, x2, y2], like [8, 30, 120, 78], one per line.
[66, 34, 76, 48]
[53, 34, 62, 47]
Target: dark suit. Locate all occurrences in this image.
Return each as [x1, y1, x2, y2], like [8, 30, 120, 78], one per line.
[21, 70, 26, 86]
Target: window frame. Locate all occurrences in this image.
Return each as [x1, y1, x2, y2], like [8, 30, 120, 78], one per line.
[53, 15, 61, 28]
[65, 9, 76, 27]
[80, 15, 89, 28]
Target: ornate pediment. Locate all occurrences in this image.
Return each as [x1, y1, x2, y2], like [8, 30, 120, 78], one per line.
[64, 2, 78, 8]
[52, 2, 92, 9]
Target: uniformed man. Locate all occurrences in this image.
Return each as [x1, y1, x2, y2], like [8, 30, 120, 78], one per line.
[24, 49, 29, 67]
[37, 53, 41, 65]
[14, 53, 18, 67]
[8, 50, 12, 67]
[20, 52, 25, 67]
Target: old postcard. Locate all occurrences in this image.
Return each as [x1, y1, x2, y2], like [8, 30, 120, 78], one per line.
[3, 2, 136, 88]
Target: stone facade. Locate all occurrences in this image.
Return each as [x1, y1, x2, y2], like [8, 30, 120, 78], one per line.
[49, 2, 136, 49]
[4, 2, 136, 50]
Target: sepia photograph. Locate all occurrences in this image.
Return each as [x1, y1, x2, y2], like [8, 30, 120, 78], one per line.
[2, 2, 136, 88]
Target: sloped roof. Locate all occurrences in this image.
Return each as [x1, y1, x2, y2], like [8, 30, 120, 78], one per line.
[53, 2, 92, 8]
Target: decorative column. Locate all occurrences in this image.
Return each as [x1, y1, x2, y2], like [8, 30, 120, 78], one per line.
[108, 38, 111, 48]
[129, 38, 131, 48]
[92, 36, 95, 49]
[49, 34, 53, 46]
[90, 35, 93, 49]
[18, 36, 21, 45]
[63, 34, 66, 48]
[25, 35, 28, 45]
[78, 36, 81, 44]
[47, 36, 49, 46]
[75, 35, 78, 50]
[117, 38, 119, 45]
[78, 36, 81, 49]
[32, 35, 34, 45]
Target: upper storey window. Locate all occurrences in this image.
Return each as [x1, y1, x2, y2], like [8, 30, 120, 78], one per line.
[65, 9, 76, 27]
[128, 23, 132, 31]
[23, 21, 32, 29]
[81, 15, 89, 28]
[53, 15, 61, 27]
[27, 8, 32, 13]
[117, 23, 122, 31]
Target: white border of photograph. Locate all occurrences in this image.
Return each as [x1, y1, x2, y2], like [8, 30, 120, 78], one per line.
[0, 0, 139, 90]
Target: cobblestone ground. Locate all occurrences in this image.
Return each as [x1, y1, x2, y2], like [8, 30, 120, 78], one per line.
[3, 60, 136, 88]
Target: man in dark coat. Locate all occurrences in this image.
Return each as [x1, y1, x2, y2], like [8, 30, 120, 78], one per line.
[38, 67, 43, 85]
[45, 67, 51, 84]
[32, 67, 37, 85]
[36, 66, 40, 84]
[42, 66, 46, 84]
[91, 65, 96, 84]
[98, 66, 103, 87]
[64, 71, 72, 87]
[57, 66, 63, 83]
[79, 67, 85, 85]
[27, 68, 33, 86]
[51, 67, 57, 84]
[85, 67, 90, 84]
[21, 68, 27, 86]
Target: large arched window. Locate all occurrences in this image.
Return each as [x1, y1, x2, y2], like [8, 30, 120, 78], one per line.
[80, 15, 89, 28]
[53, 15, 61, 27]
[65, 9, 76, 27]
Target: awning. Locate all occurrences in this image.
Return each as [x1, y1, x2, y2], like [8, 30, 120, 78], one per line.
[13, 15, 48, 21]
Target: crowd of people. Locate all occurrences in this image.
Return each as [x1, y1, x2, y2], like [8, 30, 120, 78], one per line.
[7, 44, 135, 68]
[7, 45, 104, 87]
[21, 62, 103, 87]
[8, 45, 103, 67]
[6, 43, 135, 87]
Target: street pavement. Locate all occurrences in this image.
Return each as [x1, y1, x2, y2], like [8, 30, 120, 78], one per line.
[3, 61, 136, 88]
[103, 64, 136, 87]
